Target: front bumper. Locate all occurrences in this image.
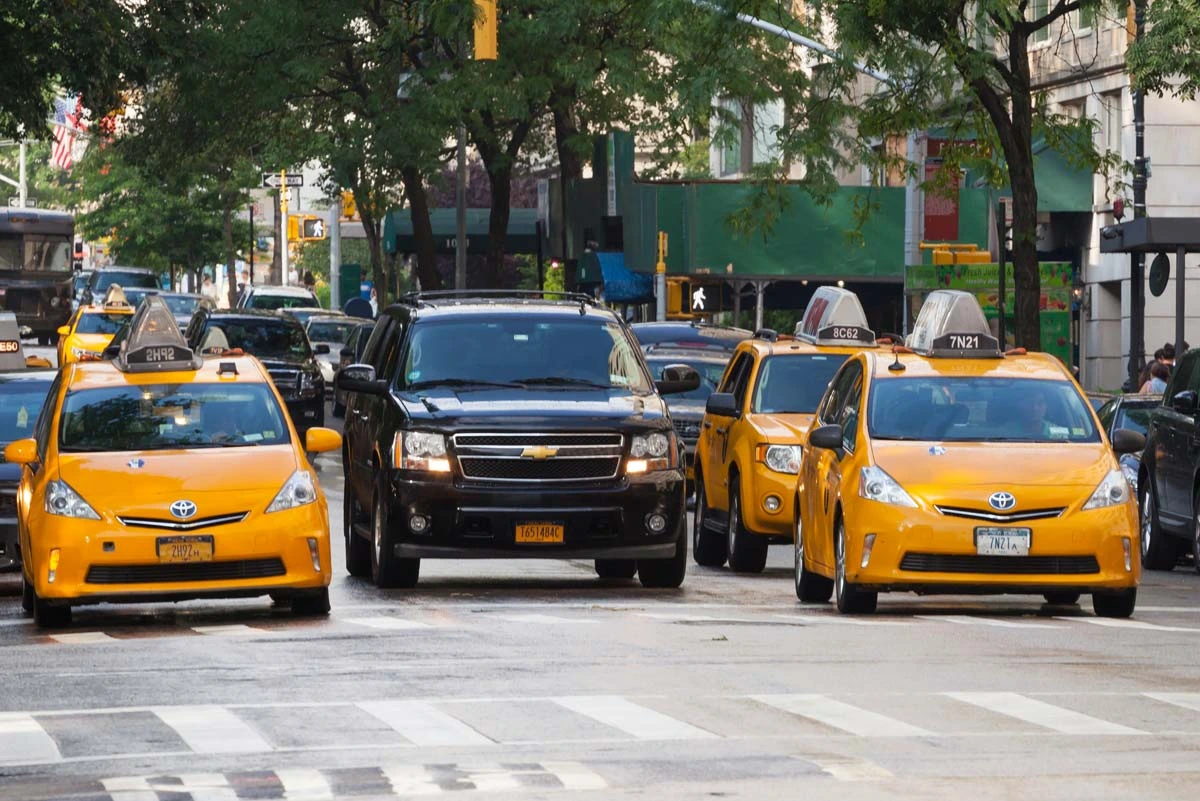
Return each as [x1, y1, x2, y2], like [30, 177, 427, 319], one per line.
[739, 466, 798, 539]
[842, 501, 1140, 593]
[388, 469, 686, 559]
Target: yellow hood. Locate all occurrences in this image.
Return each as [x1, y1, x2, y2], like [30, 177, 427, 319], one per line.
[747, 412, 815, 443]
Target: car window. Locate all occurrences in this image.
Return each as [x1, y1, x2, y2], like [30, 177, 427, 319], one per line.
[249, 292, 319, 310]
[94, 272, 158, 291]
[0, 379, 54, 445]
[751, 354, 847, 414]
[1168, 354, 1196, 397]
[1114, 405, 1153, 437]
[307, 321, 357, 343]
[1096, 399, 1116, 433]
[838, 365, 864, 451]
[35, 374, 63, 458]
[819, 360, 860, 426]
[717, 353, 749, 395]
[199, 320, 311, 359]
[74, 312, 129, 335]
[645, 358, 724, 401]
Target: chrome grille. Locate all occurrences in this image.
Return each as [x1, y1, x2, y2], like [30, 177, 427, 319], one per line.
[672, 418, 701, 442]
[117, 512, 248, 531]
[935, 505, 1066, 522]
[267, 368, 301, 393]
[452, 432, 623, 482]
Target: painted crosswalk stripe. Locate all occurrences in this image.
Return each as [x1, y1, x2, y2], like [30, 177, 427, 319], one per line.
[275, 768, 334, 801]
[343, 617, 432, 630]
[494, 614, 597, 625]
[192, 624, 272, 637]
[153, 706, 272, 753]
[380, 765, 443, 795]
[1057, 617, 1200, 633]
[541, 761, 608, 790]
[918, 615, 1056, 629]
[752, 694, 930, 737]
[799, 753, 894, 781]
[1144, 692, 1200, 713]
[0, 713, 61, 765]
[173, 773, 239, 801]
[553, 695, 717, 740]
[103, 774, 237, 801]
[358, 700, 493, 746]
[945, 692, 1143, 734]
[49, 631, 119, 644]
[101, 776, 159, 801]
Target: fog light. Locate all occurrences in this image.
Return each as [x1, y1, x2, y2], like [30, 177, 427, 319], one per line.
[307, 537, 321, 572]
[763, 495, 781, 513]
[646, 513, 668, 533]
[860, 534, 876, 568]
[1123, 536, 1132, 572]
[48, 548, 60, 584]
[409, 514, 430, 534]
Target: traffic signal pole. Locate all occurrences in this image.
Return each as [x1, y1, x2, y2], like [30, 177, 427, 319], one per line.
[1128, 0, 1148, 391]
[330, 203, 341, 311]
[280, 169, 290, 287]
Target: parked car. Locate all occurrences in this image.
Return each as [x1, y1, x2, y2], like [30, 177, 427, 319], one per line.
[631, 321, 753, 352]
[70, 270, 93, 310]
[1086, 391, 1114, 412]
[80, 266, 159, 306]
[237, 285, 320, 311]
[1095, 393, 1159, 496]
[124, 289, 209, 330]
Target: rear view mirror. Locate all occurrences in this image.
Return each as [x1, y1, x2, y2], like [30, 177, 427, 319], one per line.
[313, 343, 331, 355]
[335, 363, 387, 396]
[1110, 428, 1146, 456]
[808, 424, 844, 451]
[705, 392, 738, 418]
[56, 325, 69, 337]
[3, 438, 37, 466]
[656, 364, 701, 395]
[1171, 390, 1198, 415]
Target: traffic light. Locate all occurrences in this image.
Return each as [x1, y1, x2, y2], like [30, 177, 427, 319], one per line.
[340, 190, 358, 220]
[72, 241, 83, 270]
[474, 0, 497, 60]
[288, 214, 327, 241]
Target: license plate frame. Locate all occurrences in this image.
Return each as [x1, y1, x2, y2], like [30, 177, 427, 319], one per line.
[515, 522, 565, 545]
[156, 535, 214, 563]
[974, 527, 1032, 556]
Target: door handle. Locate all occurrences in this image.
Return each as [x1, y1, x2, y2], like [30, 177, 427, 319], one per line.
[703, 421, 712, 429]
[716, 427, 727, 435]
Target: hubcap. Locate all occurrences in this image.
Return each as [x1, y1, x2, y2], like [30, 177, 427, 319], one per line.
[834, 525, 846, 601]
[373, 499, 383, 564]
[1141, 491, 1153, 558]
[728, 493, 738, 556]
[693, 484, 704, 549]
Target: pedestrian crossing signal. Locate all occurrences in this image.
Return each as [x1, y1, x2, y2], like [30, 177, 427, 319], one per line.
[288, 214, 328, 242]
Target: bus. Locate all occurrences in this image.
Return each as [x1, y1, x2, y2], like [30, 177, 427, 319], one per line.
[0, 208, 75, 344]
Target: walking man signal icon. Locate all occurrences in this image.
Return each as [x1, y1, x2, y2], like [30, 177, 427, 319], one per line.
[692, 288, 706, 310]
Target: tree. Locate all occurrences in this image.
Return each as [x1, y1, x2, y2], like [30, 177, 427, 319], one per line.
[1127, 0, 1200, 99]
[0, 141, 84, 211]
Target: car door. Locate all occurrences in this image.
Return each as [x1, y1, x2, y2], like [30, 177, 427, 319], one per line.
[346, 316, 395, 504]
[714, 353, 755, 511]
[806, 361, 862, 571]
[700, 352, 750, 511]
[1154, 353, 1197, 526]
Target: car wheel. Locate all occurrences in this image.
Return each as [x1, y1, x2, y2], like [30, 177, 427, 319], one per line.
[291, 587, 331, 616]
[595, 559, 637, 579]
[692, 473, 728, 567]
[794, 498, 833, 603]
[32, 589, 71, 629]
[1043, 591, 1081, 605]
[21, 574, 33, 614]
[1191, 494, 1200, 575]
[1093, 587, 1136, 618]
[370, 485, 419, 589]
[343, 475, 371, 578]
[638, 517, 687, 588]
[726, 475, 767, 573]
[833, 516, 876, 614]
[1140, 483, 1175, 571]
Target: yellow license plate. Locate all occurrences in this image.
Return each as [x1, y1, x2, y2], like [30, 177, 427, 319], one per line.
[515, 523, 564, 544]
[157, 535, 214, 563]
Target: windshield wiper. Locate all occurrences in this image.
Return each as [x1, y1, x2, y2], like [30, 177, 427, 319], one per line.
[513, 376, 615, 389]
[406, 378, 521, 391]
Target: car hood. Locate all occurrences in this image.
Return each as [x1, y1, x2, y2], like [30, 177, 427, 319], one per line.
[664, 401, 705, 421]
[747, 412, 815, 442]
[70, 334, 114, 351]
[400, 388, 668, 426]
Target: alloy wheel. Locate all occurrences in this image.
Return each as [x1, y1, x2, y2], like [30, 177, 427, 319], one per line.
[834, 523, 846, 603]
[1141, 490, 1153, 559]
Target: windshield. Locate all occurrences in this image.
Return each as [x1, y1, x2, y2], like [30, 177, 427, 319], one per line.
[197, 320, 311, 360]
[251, 293, 318, 310]
[868, 377, 1101, 443]
[307, 321, 356, 343]
[59, 383, 290, 451]
[75, 312, 130, 335]
[95, 271, 158, 291]
[0, 381, 53, 444]
[752, 355, 847, 414]
[1115, 405, 1154, 437]
[400, 316, 652, 392]
[646, 357, 725, 401]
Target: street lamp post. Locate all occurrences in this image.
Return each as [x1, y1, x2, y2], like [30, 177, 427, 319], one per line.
[1128, 0, 1149, 390]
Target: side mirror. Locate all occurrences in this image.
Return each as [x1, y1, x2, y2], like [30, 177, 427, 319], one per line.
[340, 347, 354, 359]
[808, 424, 844, 451]
[705, 392, 739, 418]
[313, 343, 331, 355]
[1171, 390, 1198, 415]
[1111, 428, 1147, 456]
[4, 438, 37, 466]
[304, 426, 343, 454]
[335, 363, 387, 396]
[656, 364, 701, 395]
[56, 325, 69, 337]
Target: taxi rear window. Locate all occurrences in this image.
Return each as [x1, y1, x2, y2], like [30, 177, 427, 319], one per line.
[751, 355, 847, 414]
[868, 378, 1100, 443]
[58, 384, 290, 452]
[0, 381, 53, 444]
[75, 312, 129, 335]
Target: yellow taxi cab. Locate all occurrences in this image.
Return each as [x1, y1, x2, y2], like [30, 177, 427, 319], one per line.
[57, 285, 135, 365]
[4, 295, 343, 628]
[693, 287, 884, 572]
[794, 289, 1144, 616]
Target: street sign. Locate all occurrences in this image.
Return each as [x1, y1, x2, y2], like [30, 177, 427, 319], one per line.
[7, 198, 36, 207]
[262, 172, 303, 188]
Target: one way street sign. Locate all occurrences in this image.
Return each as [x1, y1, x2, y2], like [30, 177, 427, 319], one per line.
[262, 172, 303, 188]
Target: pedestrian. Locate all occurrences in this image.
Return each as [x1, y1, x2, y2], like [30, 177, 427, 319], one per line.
[201, 275, 221, 305]
[303, 271, 316, 291]
[1140, 361, 1170, 394]
[1161, 343, 1176, 367]
[369, 286, 378, 317]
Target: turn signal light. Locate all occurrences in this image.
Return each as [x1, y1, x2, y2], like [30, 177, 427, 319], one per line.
[307, 538, 321, 572]
[860, 534, 876, 568]
[48, 548, 61, 583]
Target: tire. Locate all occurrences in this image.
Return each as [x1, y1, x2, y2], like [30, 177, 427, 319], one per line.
[21, 574, 33, 614]
[1140, 483, 1176, 571]
[833, 516, 877, 614]
[370, 485, 420, 589]
[1192, 493, 1200, 575]
[638, 518, 687, 588]
[794, 498, 833, 603]
[726, 475, 768, 573]
[692, 472, 728, 567]
[595, 559, 637, 579]
[1043, 591, 1081, 605]
[291, 587, 331, 616]
[1093, 587, 1136, 618]
[344, 475, 371, 578]
[32, 589, 71, 629]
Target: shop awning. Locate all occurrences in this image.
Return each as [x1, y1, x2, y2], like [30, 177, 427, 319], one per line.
[579, 251, 654, 303]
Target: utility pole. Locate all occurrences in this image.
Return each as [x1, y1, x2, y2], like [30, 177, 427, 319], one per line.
[330, 203, 342, 311]
[1129, 0, 1148, 391]
[280, 170, 290, 288]
[455, 127, 467, 290]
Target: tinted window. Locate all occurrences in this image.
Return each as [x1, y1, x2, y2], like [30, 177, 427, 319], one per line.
[646, 358, 724, 401]
[0, 380, 53, 444]
[1168, 354, 1197, 397]
[161, 295, 200, 316]
[74, 312, 129, 335]
[751, 354, 848, 414]
[307, 320, 358, 343]
[198, 319, 311, 360]
[717, 353, 750, 394]
[94, 271, 157, 291]
[59, 383, 289, 451]
[868, 378, 1100, 443]
[249, 292, 318, 310]
[1114, 404, 1154, 436]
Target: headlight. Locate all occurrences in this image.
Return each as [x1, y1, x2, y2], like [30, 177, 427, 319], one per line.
[45, 479, 101, 520]
[628, 431, 677, 474]
[300, 369, 323, 395]
[266, 470, 317, 513]
[1083, 468, 1130, 510]
[858, 465, 918, 508]
[394, 430, 450, 472]
[758, 444, 802, 474]
[50, 296, 61, 308]
[1119, 460, 1139, 494]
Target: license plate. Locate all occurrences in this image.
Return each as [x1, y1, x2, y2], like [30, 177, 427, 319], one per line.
[974, 527, 1032, 556]
[157, 535, 214, 563]
[515, 523, 564, 544]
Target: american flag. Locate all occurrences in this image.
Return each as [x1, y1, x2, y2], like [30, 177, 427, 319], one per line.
[50, 96, 85, 171]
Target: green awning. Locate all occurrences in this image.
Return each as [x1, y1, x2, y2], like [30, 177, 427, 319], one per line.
[383, 208, 542, 254]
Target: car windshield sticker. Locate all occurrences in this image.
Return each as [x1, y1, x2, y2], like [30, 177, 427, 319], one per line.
[929, 445, 946, 456]
[407, 370, 421, 382]
[610, 374, 629, 385]
[245, 432, 264, 442]
[16, 406, 28, 429]
[127, 458, 145, 469]
[1048, 425, 1071, 439]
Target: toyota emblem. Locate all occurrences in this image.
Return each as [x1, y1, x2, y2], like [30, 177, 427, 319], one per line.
[988, 491, 1016, 511]
[170, 500, 197, 520]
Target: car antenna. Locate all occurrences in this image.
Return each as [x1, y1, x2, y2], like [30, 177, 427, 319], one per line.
[888, 344, 907, 372]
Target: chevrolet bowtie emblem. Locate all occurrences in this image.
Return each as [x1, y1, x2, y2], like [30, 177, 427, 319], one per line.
[521, 445, 559, 460]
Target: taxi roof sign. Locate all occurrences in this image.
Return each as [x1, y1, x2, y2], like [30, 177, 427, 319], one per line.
[0, 312, 28, 371]
[115, 295, 201, 373]
[102, 284, 132, 309]
[794, 286, 876, 346]
[906, 289, 1002, 358]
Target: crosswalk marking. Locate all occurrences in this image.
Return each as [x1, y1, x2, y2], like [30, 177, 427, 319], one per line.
[100, 776, 159, 801]
[0, 712, 61, 765]
[553, 695, 718, 740]
[276, 768, 334, 800]
[359, 700, 494, 746]
[102, 774, 238, 801]
[918, 615, 1056, 629]
[945, 692, 1143, 735]
[49, 631, 119, 644]
[379, 765, 443, 795]
[779, 615, 910, 627]
[800, 753, 894, 781]
[152, 705, 272, 753]
[1058, 617, 1200, 633]
[752, 694, 931, 737]
[494, 614, 597, 625]
[1144, 692, 1200, 713]
[343, 617, 433, 630]
[540, 761, 608, 790]
[192, 624, 272, 636]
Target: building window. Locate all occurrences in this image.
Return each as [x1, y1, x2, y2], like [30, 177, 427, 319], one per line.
[1076, 3, 1096, 32]
[1030, 0, 1050, 44]
[1060, 100, 1084, 120]
[719, 99, 743, 177]
[1101, 92, 1122, 155]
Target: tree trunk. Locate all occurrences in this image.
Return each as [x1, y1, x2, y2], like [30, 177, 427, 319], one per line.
[1005, 44, 1041, 351]
[358, 203, 386, 307]
[221, 198, 238, 309]
[552, 100, 584, 290]
[271, 189, 283, 285]
[400, 167, 442, 291]
[484, 163, 512, 288]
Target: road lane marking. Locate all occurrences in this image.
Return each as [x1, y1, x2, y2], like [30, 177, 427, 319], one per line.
[174, 773, 239, 801]
[152, 706, 272, 753]
[1144, 692, 1200, 713]
[100, 776, 159, 801]
[379, 765, 442, 795]
[540, 761, 608, 790]
[102, 774, 238, 801]
[917, 615, 1056, 629]
[0, 713, 61, 765]
[48, 631, 119, 644]
[191, 624, 273, 636]
[798, 753, 893, 781]
[777, 615, 910, 627]
[358, 700, 494, 746]
[751, 694, 930, 737]
[1056, 617, 1200, 633]
[945, 692, 1143, 734]
[343, 617, 433, 630]
[494, 613, 597, 625]
[275, 768, 334, 800]
[554, 695, 718, 740]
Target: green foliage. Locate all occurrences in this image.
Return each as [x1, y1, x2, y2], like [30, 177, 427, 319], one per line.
[295, 235, 375, 282]
[0, 141, 83, 211]
[1128, 0, 1200, 99]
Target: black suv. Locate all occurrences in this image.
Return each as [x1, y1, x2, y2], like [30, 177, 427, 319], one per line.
[336, 291, 700, 589]
[184, 308, 327, 435]
[80, 266, 159, 306]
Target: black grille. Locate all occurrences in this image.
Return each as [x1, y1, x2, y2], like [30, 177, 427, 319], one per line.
[899, 553, 1100, 575]
[672, 419, 701, 442]
[459, 456, 620, 481]
[268, 369, 300, 391]
[85, 558, 286, 585]
[454, 433, 623, 448]
[0, 491, 15, 518]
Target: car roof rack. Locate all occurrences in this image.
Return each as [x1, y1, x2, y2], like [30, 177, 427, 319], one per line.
[402, 289, 598, 308]
[114, 295, 203, 373]
[905, 290, 1003, 359]
[793, 286, 877, 347]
